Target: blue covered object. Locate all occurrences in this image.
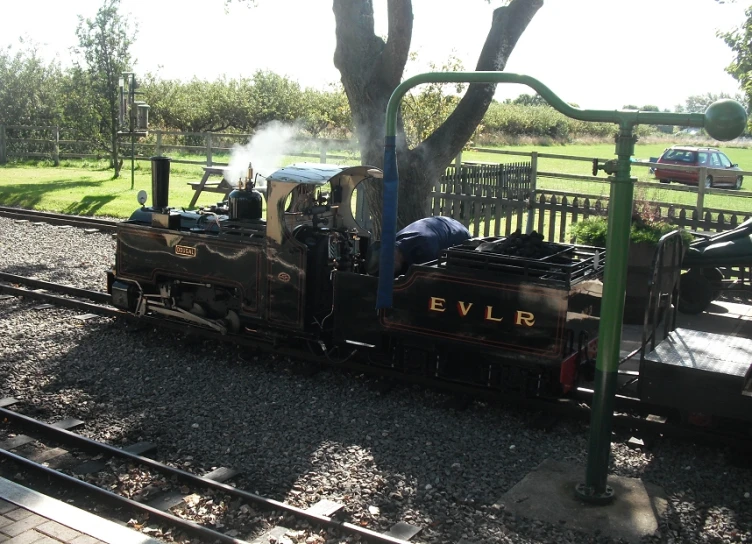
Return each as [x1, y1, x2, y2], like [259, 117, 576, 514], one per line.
[394, 216, 471, 272]
[369, 216, 471, 276]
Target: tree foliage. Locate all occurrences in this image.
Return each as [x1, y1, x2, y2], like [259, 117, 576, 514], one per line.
[0, 39, 63, 126]
[508, 93, 547, 107]
[401, 54, 466, 148]
[719, 6, 752, 126]
[73, 0, 137, 177]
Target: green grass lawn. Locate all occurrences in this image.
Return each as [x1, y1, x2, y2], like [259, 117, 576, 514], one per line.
[0, 142, 750, 219]
[467, 142, 752, 212]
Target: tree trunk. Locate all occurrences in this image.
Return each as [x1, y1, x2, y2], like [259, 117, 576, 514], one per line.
[332, 0, 543, 234]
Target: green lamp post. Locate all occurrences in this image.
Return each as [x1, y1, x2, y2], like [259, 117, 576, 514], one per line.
[374, 71, 747, 503]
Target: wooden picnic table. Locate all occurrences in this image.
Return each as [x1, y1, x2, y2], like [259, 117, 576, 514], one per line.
[188, 166, 235, 208]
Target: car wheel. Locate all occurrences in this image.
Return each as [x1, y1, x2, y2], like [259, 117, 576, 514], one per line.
[734, 176, 743, 190]
[704, 175, 713, 189]
[659, 179, 670, 184]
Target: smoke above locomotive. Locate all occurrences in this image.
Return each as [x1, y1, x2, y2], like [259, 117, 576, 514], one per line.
[223, 121, 302, 190]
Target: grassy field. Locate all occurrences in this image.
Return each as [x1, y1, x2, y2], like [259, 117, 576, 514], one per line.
[0, 142, 750, 219]
[469, 142, 752, 212]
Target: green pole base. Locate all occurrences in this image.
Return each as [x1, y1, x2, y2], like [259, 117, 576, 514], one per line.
[574, 483, 615, 505]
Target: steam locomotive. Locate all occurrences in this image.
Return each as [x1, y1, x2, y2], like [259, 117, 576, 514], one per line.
[108, 158, 605, 398]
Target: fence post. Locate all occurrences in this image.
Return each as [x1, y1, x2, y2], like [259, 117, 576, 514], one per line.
[525, 151, 538, 234]
[205, 132, 213, 166]
[156, 131, 163, 156]
[53, 126, 60, 166]
[0, 124, 6, 164]
[696, 166, 707, 228]
[320, 141, 327, 163]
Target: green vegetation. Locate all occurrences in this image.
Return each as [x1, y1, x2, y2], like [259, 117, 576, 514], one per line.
[568, 216, 693, 247]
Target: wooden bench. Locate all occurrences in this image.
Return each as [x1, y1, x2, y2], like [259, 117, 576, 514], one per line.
[188, 167, 235, 208]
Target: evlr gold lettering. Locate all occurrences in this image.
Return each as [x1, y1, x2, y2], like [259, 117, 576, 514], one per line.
[515, 310, 536, 326]
[457, 301, 473, 317]
[429, 297, 446, 312]
[484, 305, 503, 322]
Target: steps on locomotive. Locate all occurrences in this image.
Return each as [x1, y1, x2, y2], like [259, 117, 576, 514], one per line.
[640, 327, 752, 421]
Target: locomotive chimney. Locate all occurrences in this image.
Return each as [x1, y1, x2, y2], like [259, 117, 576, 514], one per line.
[150, 156, 171, 209]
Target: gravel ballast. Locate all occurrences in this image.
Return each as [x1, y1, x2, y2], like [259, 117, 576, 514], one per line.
[0, 216, 750, 543]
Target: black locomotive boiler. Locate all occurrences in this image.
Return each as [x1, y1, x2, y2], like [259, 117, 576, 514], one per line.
[108, 160, 605, 398]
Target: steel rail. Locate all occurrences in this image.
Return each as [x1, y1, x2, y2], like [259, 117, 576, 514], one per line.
[0, 407, 413, 544]
[0, 206, 119, 232]
[0, 283, 121, 318]
[0, 447, 249, 544]
[0, 272, 111, 304]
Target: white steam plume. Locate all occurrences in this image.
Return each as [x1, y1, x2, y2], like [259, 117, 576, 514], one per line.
[224, 121, 301, 190]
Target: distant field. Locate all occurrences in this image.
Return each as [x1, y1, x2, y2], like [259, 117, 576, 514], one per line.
[466, 142, 752, 212]
[0, 142, 750, 218]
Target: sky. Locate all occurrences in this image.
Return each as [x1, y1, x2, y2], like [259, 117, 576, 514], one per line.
[1, 0, 748, 112]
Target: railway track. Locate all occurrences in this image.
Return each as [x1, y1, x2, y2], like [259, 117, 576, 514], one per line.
[0, 206, 119, 232]
[2, 272, 751, 456]
[0, 400, 420, 544]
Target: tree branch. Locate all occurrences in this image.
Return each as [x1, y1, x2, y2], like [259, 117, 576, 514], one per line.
[417, 0, 543, 166]
[376, 0, 413, 88]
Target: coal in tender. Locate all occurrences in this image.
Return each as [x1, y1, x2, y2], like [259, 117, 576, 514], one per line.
[475, 230, 570, 261]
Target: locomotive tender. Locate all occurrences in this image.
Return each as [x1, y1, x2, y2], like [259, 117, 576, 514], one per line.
[108, 159, 605, 397]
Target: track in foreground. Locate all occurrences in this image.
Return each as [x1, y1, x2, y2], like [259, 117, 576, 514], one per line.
[0, 399, 421, 544]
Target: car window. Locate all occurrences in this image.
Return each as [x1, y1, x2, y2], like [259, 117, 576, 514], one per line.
[663, 149, 696, 162]
[710, 153, 721, 167]
[697, 152, 708, 165]
[719, 153, 732, 168]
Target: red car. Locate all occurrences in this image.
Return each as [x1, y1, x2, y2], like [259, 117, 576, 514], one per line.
[653, 146, 743, 189]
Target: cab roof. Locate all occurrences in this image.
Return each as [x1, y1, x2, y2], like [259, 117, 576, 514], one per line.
[266, 163, 350, 185]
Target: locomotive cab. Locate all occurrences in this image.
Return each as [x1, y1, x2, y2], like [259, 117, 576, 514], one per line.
[264, 164, 381, 330]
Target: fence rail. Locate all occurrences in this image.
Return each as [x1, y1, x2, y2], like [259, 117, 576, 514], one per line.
[0, 125, 360, 167]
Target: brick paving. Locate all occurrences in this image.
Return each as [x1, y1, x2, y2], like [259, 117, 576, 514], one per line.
[0, 499, 107, 543]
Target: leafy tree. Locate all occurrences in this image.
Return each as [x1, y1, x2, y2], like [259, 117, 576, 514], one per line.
[227, 0, 543, 230]
[718, 6, 752, 124]
[675, 92, 743, 114]
[73, 0, 137, 177]
[250, 70, 305, 128]
[401, 54, 466, 148]
[301, 85, 352, 138]
[510, 93, 547, 107]
[0, 39, 63, 126]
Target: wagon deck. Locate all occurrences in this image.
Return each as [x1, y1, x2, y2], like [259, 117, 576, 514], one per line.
[639, 328, 752, 421]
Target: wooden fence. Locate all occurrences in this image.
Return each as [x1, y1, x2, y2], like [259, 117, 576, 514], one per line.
[0, 125, 359, 166]
[435, 185, 752, 242]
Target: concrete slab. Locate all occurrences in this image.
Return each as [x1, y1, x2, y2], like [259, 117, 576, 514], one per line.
[499, 459, 666, 544]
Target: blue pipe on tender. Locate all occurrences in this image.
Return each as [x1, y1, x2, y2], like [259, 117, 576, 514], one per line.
[376, 136, 398, 310]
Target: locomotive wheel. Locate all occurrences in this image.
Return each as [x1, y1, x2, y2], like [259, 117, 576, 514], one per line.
[678, 272, 713, 314]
